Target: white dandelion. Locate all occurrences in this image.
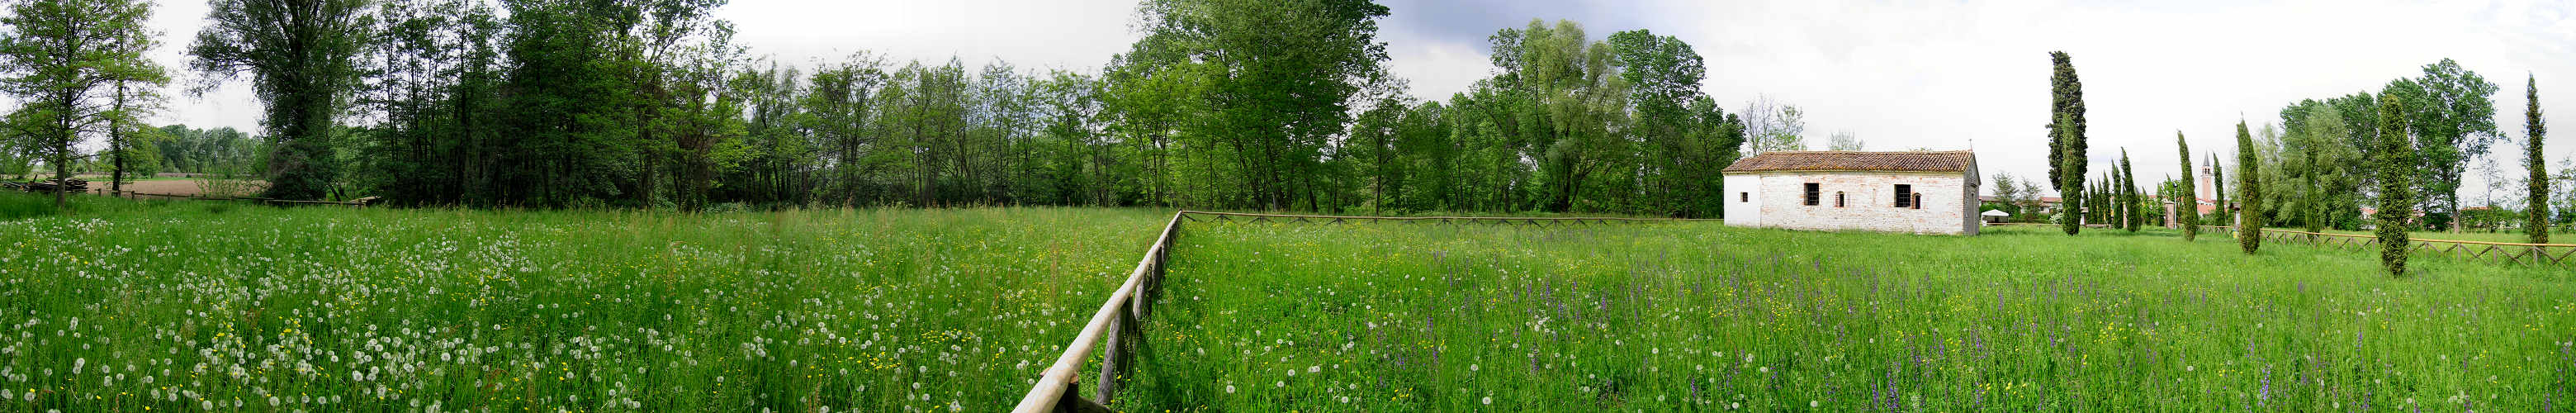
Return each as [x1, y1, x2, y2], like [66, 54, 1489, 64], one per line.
[1482, 396, 1492, 405]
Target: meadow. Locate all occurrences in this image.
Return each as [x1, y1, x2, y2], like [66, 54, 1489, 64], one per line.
[10, 193, 2575, 411]
[1120, 221, 2576, 411]
[0, 193, 1166, 411]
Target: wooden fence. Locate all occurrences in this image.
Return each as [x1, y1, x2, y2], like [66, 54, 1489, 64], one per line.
[92, 189, 374, 206]
[1009, 211, 1708, 413]
[1995, 222, 2575, 266]
[2247, 228, 2576, 265]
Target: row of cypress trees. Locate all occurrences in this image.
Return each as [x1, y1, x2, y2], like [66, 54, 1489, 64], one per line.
[2046, 52, 2553, 278]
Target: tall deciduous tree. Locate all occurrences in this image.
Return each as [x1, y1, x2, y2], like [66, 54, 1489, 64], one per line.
[2176, 132, 2198, 240]
[2288, 104, 2358, 232]
[1741, 95, 1803, 154]
[1609, 28, 1735, 218]
[1826, 131, 1862, 151]
[2526, 74, 2550, 244]
[2374, 96, 2415, 276]
[2382, 59, 2500, 231]
[2237, 120, 2262, 254]
[190, 0, 376, 201]
[1129, 0, 1391, 210]
[0, 0, 165, 207]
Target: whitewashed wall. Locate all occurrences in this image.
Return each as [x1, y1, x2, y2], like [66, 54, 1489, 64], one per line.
[1723, 174, 1763, 227]
[1723, 170, 1977, 235]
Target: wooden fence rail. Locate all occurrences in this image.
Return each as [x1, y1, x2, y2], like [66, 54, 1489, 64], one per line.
[2245, 228, 2576, 265]
[88, 188, 375, 206]
[1010, 211, 1707, 412]
[1994, 223, 2574, 265]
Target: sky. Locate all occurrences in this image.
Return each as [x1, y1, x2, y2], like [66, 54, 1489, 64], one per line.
[141, 0, 2576, 203]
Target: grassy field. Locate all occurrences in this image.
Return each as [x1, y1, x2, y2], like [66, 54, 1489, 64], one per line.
[0, 192, 1166, 411]
[1120, 221, 2575, 411]
[11, 195, 2575, 411]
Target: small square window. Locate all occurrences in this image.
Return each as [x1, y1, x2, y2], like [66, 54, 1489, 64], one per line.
[1894, 184, 1914, 208]
[1740, 192, 1749, 202]
[1803, 183, 1821, 206]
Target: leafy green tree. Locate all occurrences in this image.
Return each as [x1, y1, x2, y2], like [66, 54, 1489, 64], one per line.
[2048, 51, 2087, 198]
[2374, 96, 2416, 276]
[1608, 28, 1734, 217]
[2287, 104, 2358, 231]
[2176, 132, 2198, 240]
[0, 0, 164, 207]
[1826, 131, 1863, 151]
[2237, 120, 2262, 254]
[661, 32, 747, 211]
[1128, 0, 1391, 210]
[105, 59, 169, 194]
[1742, 96, 1804, 154]
[803, 53, 889, 206]
[2527, 74, 2550, 244]
[1101, 50, 1191, 206]
[190, 0, 376, 201]
[2382, 59, 2500, 231]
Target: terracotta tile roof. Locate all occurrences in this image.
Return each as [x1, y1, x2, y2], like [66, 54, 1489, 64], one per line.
[1722, 150, 1976, 173]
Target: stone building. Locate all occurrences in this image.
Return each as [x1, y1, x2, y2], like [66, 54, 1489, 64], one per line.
[1721, 150, 1981, 235]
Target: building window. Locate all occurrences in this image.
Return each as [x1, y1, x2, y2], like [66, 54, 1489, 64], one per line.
[1912, 193, 1924, 210]
[1740, 192, 1749, 202]
[1835, 192, 1846, 207]
[1803, 183, 1821, 206]
[1893, 184, 1913, 208]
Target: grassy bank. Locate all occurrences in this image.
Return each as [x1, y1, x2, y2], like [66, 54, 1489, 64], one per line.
[0, 196, 1164, 411]
[1121, 222, 2574, 411]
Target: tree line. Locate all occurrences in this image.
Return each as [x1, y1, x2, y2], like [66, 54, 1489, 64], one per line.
[2041, 52, 2560, 277]
[3, 0, 1816, 216]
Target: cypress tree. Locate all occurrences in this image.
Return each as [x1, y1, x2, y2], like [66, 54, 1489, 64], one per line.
[2057, 113, 2083, 235]
[2375, 96, 2416, 277]
[2211, 153, 2228, 226]
[2527, 74, 2550, 244]
[2237, 120, 2263, 254]
[2122, 149, 2140, 232]
[2048, 51, 2086, 230]
[2177, 132, 2198, 240]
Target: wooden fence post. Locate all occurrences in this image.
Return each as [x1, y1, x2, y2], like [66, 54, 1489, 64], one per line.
[1094, 303, 1136, 404]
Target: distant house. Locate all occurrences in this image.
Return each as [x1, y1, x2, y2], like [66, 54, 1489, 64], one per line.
[1721, 150, 1981, 235]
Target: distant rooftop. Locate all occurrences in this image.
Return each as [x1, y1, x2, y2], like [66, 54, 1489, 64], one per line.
[1722, 150, 1976, 173]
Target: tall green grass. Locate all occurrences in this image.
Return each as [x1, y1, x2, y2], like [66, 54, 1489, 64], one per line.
[1122, 222, 2575, 411]
[0, 201, 1165, 411]
[0, 191, 178, 220]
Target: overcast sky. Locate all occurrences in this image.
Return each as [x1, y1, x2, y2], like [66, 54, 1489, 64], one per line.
[144, 0, 2576, 202]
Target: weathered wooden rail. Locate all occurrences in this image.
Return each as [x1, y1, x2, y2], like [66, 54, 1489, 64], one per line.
[2248, 228, 2576, 265]
[1010, 211, 1712, 412]
[1992, 223, 2574, 265]
[92, 188, 375, 206]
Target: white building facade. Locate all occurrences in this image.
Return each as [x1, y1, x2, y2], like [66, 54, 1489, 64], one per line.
[1721, 151, 1981, 235]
